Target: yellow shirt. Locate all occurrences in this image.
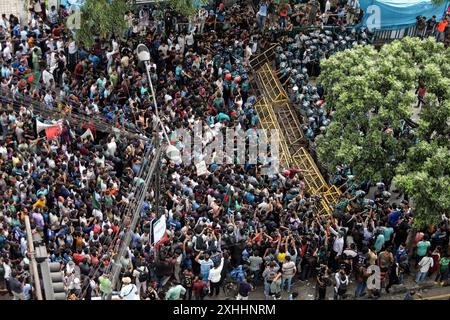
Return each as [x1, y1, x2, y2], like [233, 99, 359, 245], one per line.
[33, 198, 46, 209]
[12, 156, 21, 168]
[277, 252, 287, 263]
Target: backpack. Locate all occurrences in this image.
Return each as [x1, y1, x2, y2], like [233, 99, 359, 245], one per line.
[138, 269, 148, 282]
[338, 276, 347, 295]
[195, 235, 207, 251]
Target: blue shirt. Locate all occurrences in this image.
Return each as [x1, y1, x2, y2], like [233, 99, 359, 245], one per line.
[388, 210, 402, 227]
[258, 4, 268, 16]
[374, 234, 385, 252]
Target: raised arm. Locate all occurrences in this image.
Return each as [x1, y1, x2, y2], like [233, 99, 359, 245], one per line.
[195, 250, 203, 263]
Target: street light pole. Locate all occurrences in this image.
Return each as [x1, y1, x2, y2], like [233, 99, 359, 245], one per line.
[136, 44, 182, 163]
[24, 215, 43, 300]
[137, 44, 167, 264]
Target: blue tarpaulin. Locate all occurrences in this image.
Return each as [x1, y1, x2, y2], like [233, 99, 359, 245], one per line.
[360, 0, 449, 30]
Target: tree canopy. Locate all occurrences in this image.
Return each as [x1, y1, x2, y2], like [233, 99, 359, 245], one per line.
[394, 141, 450, 228]
[316, 37, 450, 227]
[73, 0, 206, 47]
[75, 0, 130, 48]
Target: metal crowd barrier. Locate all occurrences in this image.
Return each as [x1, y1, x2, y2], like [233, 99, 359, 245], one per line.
[251, 62, 341, 218]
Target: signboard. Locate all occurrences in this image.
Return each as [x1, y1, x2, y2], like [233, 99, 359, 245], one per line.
[195, 161, 208, 176]
[151, 214, 167, 246]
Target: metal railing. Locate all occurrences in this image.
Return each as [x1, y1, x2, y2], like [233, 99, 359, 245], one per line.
[0, 88, 149, 142]
[252, 62, 341, 218]
[372, 24, 437, 44]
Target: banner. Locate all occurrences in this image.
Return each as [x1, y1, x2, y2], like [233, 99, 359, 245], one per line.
[151, 215, 167, 246]
[360, 0, 449, 30]
[195, 161, 208, 176]
[45, 125, 63, 140]
[36, 119, 56, 133]
[80, 128, 94, 140]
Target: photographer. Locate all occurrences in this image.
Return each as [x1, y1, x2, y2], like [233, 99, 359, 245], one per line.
[315, 264, 331, 300]
[9, 271, 26, 300]
[334, 267, 349, 300]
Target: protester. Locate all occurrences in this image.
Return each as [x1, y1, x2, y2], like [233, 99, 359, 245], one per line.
[0, 1, 448, 302]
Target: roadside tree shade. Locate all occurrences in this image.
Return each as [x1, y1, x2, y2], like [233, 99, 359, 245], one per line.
[316, 37, 450, 227]
[395, 141, 450, 229]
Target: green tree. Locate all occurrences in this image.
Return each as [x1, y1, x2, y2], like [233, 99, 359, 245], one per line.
[431, 0, 447, 5]
[316, 37, 450, 186]
[394, 141, 450, 228]
[156, 0, 207, 17]
[75, 0, 131, 48]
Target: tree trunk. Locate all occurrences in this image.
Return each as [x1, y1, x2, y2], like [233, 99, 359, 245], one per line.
[406, 228, 416, 258]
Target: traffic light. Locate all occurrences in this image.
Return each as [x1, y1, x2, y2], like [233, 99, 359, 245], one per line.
[40, 261, 67, 300]
[48, 262, 67, 300]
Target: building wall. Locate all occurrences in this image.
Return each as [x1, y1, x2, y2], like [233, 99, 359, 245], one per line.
[0, 0, 23, 17]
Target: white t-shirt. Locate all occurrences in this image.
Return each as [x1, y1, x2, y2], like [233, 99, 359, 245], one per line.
[3, 45, 12, 61]
[68, 41, 77, 55]
[418, 256, 434, 273]
[107, 140, 117, 156]
[43, 70, 54, 87]
[120, 284, 139, 300]
[186, 33, 194, 46]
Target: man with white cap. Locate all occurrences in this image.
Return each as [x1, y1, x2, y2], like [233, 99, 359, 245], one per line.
[119, 277, 139, 300]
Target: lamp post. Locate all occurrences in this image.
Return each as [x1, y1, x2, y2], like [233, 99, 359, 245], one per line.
[136, 44, 182, 164]
[136, 44, 182, 264]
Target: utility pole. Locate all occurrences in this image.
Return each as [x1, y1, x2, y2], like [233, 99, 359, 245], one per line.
[107, 146, 162, 299]
[24, 215, 43, 300]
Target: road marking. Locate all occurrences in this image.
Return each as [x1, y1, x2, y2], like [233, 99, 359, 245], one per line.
[421, 292, 450, 300]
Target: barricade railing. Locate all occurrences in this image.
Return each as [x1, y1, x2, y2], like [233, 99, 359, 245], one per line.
[252, 62, 341, 218]
[256, 63, 289, 104]
[254, 96, 292, 168]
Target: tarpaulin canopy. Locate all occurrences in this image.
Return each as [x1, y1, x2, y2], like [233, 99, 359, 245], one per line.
[360, 0, 449, 30]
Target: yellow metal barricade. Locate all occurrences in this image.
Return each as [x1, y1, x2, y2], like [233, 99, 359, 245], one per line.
[252, 62, 341, 218]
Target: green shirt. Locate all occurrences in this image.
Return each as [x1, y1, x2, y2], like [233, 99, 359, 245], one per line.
[165, 285, 186, 300]
[416, 241, 431, 257]
[335, 199, 349, 210]
[98, 276, 112, 294]
[374, 234, 385, 252]
[381, 227, 394, 243]
[439, 257, 449, 270]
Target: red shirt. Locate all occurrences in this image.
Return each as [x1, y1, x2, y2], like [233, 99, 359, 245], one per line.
[418, 87, 426, 97]
[74, 63, 84, 79]
[73, 253, 84, 265]
[193, 281, 206, 296]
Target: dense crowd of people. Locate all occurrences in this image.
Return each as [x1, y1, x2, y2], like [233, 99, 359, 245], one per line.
[275, 26, 373, 142]
[0, 0, 449, 301]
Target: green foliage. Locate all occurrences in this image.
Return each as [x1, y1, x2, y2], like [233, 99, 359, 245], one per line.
[158, 0, 204, 17]
[394, 142, 450, 228]
[75, 0, 131, 48]
[316, 38, 449, 184]
[431, 0, 447, 5]
[317, 37, 450, 228]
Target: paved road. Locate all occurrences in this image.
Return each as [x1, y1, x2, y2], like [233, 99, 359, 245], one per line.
[201, 274, 450, 301]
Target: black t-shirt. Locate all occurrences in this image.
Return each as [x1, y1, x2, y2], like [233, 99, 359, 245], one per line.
[183, 273, 194, 288]
[238, 282, 251, 297]
[79, 262, 91, 276]
[143, 289, 158, 300]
